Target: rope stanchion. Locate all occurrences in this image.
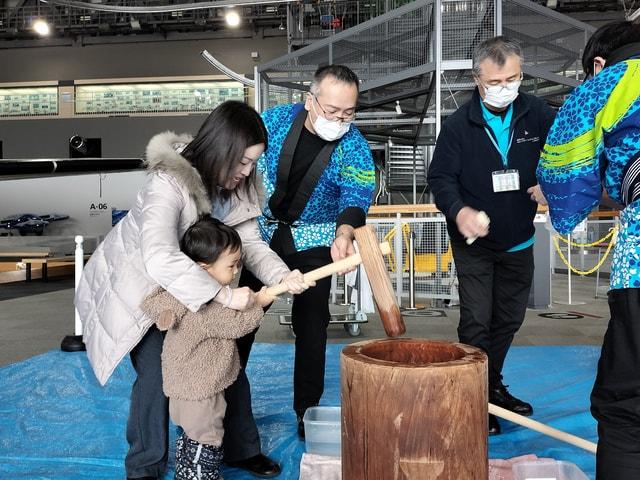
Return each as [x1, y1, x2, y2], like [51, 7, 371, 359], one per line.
[61, 235, 86, 352]
[401, 230, 425, 311]
[553, 228, 617, 276]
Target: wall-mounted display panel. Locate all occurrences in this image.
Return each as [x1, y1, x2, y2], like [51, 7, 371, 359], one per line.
[0, 87, 58, 117]
[75, 81, 246, 114]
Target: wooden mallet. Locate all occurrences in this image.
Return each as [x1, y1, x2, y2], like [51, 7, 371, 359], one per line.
[489, 403, 597, 453]
[266, 225, 405, 337]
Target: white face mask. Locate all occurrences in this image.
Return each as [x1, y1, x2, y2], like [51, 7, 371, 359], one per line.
[310, 99, 351, 141]
[481, 80, 521, 109]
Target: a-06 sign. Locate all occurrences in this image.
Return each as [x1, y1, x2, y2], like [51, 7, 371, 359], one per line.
[538, 312, 584, 320]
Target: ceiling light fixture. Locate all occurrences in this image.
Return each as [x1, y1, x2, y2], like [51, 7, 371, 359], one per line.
[225, 10, 240, 27]
[32, 18, 51, 36]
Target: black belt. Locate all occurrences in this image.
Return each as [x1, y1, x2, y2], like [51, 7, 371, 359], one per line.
[621, 151, 640, 206]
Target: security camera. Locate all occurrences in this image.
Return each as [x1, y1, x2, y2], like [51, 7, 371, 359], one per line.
[69, 135, 87, 155]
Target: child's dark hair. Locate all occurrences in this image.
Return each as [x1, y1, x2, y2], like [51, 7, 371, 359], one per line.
[180, 217, 242, 264]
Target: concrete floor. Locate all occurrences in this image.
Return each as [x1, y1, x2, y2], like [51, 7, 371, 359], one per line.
[0, 272, 610, 368]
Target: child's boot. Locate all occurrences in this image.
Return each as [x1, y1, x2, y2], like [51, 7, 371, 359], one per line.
[174, 433, 223, 480]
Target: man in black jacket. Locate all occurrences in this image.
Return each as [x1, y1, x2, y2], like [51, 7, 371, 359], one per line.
[427, 36, 555, 435]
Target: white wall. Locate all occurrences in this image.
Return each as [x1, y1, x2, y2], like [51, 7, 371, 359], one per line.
[0, 37, 287, 83]
[0, 171, 146, 245]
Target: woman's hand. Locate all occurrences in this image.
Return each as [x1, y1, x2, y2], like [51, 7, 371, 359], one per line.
[215, 286, 256, 311]
[282, 269, 314, 295]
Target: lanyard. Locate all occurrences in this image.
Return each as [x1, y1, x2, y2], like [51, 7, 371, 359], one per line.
[484, 127, 514, 169]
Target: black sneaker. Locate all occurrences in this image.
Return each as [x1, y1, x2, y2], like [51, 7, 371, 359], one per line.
[488, 414, 501, 436]
[489, 384, 533, 416]
[226, 453, 281, 478]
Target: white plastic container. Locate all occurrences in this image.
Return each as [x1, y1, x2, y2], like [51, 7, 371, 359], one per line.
[512, 460, 589, 480]
[303, 406, 341, 457]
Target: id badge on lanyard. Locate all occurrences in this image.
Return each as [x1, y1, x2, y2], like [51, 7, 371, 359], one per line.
[485, 127, 520, 193]
[492, 169, 520, 192]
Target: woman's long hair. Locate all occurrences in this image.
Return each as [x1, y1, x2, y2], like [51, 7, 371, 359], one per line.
[181, 101, 268, 203]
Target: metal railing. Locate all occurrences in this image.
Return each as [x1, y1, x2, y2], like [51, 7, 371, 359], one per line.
[257, 0, 594, 111]
[368, 215, 458, 304]
[257, 0, 436, 111]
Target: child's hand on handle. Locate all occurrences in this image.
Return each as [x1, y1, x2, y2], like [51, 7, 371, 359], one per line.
[216, 286, 256, 311]
[255, 286, 277, 308]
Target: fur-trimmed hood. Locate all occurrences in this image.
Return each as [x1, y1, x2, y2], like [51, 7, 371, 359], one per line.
[144, 131, 212, 216]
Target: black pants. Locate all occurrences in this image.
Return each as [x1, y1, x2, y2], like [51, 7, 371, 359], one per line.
[591, 288, 640, 479]
[238, 246, 333, 415]
[125, 328, 262, 477]
[451, 242, 534, 387]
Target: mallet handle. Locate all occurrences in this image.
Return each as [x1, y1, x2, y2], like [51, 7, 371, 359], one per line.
[489, 403, 597, 454]
[265, 241, 391, 297]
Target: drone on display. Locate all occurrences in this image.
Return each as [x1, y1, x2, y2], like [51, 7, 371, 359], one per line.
[0, 213, 69, 236]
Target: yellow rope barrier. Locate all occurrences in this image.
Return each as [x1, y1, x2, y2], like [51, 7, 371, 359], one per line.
[555, 228, 616, 248]
[553, 228, 618, 276]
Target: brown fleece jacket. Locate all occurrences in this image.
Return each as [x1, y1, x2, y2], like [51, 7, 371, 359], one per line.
[141, 288, 263, 401]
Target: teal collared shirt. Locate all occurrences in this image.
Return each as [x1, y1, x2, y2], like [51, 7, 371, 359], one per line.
[480, 100, 513, 167]
[480, 99, 533, 252]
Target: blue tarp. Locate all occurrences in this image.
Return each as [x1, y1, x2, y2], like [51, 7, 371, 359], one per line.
[0, 344, 599, 479]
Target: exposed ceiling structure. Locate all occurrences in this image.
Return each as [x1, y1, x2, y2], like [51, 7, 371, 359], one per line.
[0, 0, 290, 45]
[0, 0, 631, 47]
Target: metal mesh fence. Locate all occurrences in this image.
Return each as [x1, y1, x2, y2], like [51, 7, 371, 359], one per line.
[329, 6, 433, 82]
[503, 0, 592, 81]
[261, 84, 306, 111]
[289, 0, 417, 44]
[368, 216, 458, 305]
[259, 0, 434, 109]
[441, 0, 495, 61]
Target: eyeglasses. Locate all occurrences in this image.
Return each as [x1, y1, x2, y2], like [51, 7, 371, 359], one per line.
[312, 94, 356, 123]
[478, 71, 524, 88]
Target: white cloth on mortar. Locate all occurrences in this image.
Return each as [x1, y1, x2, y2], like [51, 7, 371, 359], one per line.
[344, 241, 375, 314]
[299, 453, 341, 480]
[345, 265, 375, 314]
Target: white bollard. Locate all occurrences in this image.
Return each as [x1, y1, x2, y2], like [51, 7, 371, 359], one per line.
[61, 235, 86, 352]
[74, 235, 84, 336]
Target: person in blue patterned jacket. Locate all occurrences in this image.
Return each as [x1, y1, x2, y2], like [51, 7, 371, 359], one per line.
[226, 65, 375, 445]
[537, 21, 640, 479]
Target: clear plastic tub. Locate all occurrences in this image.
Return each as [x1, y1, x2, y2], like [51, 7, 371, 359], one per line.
[512, 460, 589, 480]
[303, 406, 341, 457]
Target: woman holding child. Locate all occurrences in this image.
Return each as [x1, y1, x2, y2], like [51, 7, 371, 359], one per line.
[75, 101, 308, 480]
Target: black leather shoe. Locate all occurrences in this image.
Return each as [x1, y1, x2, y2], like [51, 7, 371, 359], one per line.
[297, 414, 305, 439]
[227, 453, 282, 478]
[489, 384, 533, 416]
[488, 414, 501, 436]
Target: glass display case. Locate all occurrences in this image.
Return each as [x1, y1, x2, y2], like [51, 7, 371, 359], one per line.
[0, 87, 58, 117]
[75, 81, 246, 114]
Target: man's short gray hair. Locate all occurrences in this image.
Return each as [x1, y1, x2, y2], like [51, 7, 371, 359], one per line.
[472, 36, 523, 76]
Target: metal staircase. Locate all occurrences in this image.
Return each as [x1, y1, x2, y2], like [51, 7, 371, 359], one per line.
[255, 0, 595, 203]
